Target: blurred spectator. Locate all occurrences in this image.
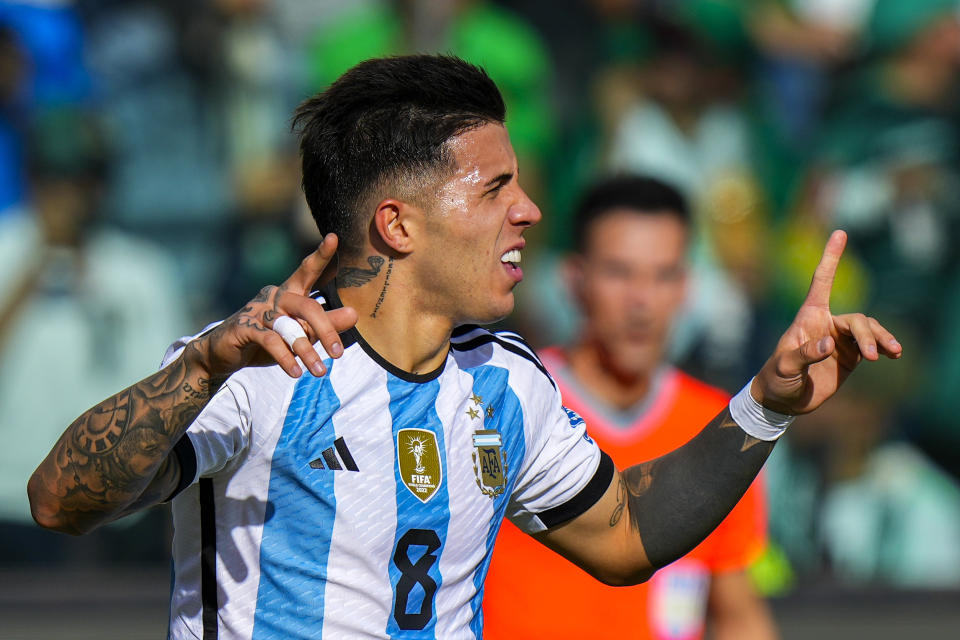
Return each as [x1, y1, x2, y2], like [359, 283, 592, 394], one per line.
[744, 0, 869, 216]
[0, 24, 26, 219]
[0, 108, 189, 563]
[80, 0, 309, 320]
[0, 0, 90, 216]
[82, 0, 233, 319]
[767, 0, 960, 588]
[211, 0, 308, 311]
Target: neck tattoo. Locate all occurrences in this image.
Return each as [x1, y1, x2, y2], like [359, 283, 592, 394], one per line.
[338, 256, 384, 288]
[370, 256, 394, 318]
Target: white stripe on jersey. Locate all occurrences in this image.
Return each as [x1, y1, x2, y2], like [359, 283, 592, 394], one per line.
[321, 355, 396, 637]
[169, 364, 295, 640]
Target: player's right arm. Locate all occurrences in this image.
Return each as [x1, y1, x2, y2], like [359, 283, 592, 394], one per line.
[534, 231, 901, 585]
[28, 234, 357, 535]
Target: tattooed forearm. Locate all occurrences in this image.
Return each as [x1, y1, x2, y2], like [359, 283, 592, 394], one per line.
[28, 342, 225, 535]
[338, 256, 384, 287]
[370, 256, 394, 318]
[613, 408, 775, 568]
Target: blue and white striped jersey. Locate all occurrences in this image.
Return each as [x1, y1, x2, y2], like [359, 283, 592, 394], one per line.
[162, 288, 612, 640]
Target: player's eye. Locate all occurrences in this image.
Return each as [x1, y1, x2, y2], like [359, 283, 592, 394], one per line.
[484, 180, 508, 197]
[483, 173, 513, 198]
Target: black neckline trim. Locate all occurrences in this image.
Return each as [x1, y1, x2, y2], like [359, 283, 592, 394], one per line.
[319, 283, 447, 384]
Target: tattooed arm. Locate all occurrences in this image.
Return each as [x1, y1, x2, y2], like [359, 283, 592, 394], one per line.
[532, 408, 772, 585]
[27, 343, 224, 534]
[534, 231, 902, 584]
[28, 235, 357, 535]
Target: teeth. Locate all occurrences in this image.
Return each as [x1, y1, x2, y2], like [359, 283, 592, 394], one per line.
[500, 249, 521, 264]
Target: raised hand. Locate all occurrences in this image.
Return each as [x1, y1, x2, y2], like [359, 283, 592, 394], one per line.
[752, 230, 902, 414]
[193, 233, 358, 380]
[28, 234, 358, 534]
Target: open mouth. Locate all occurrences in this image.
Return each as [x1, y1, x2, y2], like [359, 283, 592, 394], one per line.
[500, 249, 521, 269]
[500, 248, 523, 283]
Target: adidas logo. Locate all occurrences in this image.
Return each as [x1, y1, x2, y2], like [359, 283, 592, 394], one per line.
[310, 436, 359, 471]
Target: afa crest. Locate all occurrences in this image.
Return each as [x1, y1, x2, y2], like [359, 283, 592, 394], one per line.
[472, 430, 507, 498]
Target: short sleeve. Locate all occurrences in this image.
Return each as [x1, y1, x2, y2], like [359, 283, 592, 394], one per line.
[507, 381, 613, 534]
[159, 327, 253, 497]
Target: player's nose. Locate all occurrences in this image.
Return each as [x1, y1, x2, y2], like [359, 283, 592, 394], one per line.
[509, 188, 542, 228]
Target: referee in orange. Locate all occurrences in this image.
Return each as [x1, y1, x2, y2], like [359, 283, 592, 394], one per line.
[483, 175, 778, 639]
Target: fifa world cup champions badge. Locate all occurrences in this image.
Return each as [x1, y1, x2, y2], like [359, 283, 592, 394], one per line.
[397, 428, 442, 503]
[466, 391, 508, 498]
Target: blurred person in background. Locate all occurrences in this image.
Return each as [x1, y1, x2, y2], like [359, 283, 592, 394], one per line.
[766, 0, 960, 587]
[81, 0, 307, 322]
[0, 23, 26, 220]
[80, 0, 233, 320]
[597, 16, 774, 392]
[484, 175, 777, 640]
[0, 0, 89, 217]
[0, 107, 189, 564]
[737, 0, 870, 222]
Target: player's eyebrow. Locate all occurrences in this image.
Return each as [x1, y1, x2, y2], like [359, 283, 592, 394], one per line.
[483, 172, 513, 190]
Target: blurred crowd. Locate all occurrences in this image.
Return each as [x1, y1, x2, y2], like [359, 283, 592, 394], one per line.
[0, 0, 958, 594]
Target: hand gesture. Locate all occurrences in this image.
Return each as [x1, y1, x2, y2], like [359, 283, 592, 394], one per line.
[752, 230, 902, 414]
[192, 233, 358, 379]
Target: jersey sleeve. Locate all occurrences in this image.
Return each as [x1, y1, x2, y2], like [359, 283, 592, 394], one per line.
[159, 328, 254, 497]
[506, 378, 614, 534]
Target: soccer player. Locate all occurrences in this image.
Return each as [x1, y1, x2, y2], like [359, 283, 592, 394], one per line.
[28, 55, 900, 639]
[483, 175, 777, 639]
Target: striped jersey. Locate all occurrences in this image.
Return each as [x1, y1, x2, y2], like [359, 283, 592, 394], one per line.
[162, 287, 611, 639]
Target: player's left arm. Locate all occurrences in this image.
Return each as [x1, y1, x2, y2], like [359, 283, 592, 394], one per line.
[707, 571, 779, 640]
[535, 231, 902, 584]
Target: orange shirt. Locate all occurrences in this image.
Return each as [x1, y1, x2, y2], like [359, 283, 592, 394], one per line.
[483, 349, 767, 639]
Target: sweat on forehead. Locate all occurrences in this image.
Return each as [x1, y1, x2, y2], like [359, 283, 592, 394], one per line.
[294, 54, 506, 256]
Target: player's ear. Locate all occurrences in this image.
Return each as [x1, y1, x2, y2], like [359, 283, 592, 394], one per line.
[372, 198, 416, 254]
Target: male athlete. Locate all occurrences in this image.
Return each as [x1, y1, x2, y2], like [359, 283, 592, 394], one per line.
[28, 55, 900, 639]
[483, 175, 777, 639]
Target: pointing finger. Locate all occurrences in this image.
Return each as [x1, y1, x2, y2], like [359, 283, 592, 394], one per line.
[284, 233, 339, 294]
[804, 230, 847, 308]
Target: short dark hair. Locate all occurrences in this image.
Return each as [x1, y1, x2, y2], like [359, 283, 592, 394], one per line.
[294, 55, 506, 257]
[572, 174, 690, 253]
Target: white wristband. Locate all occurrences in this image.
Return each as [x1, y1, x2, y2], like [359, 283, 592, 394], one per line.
[272, 315, 308, 349]
[729, 378, 795, 441]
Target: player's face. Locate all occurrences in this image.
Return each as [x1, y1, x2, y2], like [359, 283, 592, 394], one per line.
[417, 123, 541, 324]
[572, 211, 688, 380]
